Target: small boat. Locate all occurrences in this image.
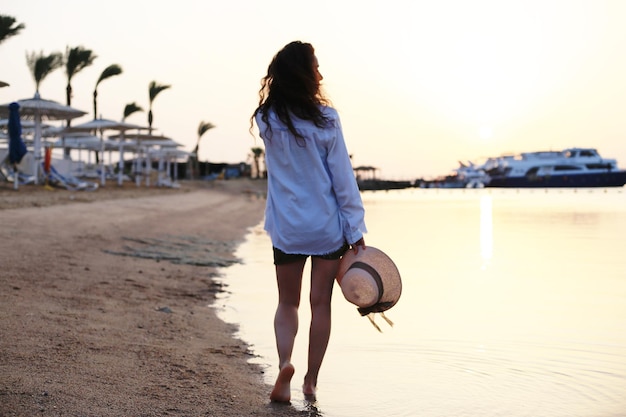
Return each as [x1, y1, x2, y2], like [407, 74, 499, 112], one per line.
[419, 160, 490, 189]
[485, 148, 626, 188]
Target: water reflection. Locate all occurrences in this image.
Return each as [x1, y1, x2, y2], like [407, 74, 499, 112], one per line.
[480, 194, 493, 269]
[218, 188, 626, 417]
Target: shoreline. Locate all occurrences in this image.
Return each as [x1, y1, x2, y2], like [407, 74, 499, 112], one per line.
[0, 179, 304, 416]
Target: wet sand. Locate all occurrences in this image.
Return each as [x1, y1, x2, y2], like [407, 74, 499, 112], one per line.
[0, 179, 307, 416]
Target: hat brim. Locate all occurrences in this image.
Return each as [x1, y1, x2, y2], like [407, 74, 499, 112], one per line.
[336, 246, 402, 314]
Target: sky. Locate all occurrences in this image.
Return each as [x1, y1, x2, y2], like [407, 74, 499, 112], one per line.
[3, 0, 626, 179]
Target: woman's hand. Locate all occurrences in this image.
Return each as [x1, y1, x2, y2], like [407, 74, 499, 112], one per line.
[350, 237, 366, 254]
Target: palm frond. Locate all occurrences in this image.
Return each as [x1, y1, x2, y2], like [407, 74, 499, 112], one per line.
[149, 81, 171, 102]
[123, 102, 144, 120]
[197, 121, 216, 138]
[96, 64, 122, 86]
[65, 46, 97, 80]
[26, 50, 63, 91]
[0, 15, 25, 44]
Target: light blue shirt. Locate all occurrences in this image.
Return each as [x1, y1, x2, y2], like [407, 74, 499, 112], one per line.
[256, 106, 366, 255]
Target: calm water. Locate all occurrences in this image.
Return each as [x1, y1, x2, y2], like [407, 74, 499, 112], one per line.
[215, 188, 626, 417]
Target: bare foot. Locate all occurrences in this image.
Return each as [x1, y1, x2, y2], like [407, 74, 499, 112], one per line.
[270, 363, 295, 403]
[302, 382, 317, 401]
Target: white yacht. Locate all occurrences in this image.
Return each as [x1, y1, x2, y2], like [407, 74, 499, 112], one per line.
[485, 148, 626, 187]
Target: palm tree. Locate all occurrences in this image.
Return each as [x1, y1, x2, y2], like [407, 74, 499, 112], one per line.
[118, 102, 144, 177]
[190, 121, 215, 179]
[123, 102, 143, 121]
[93, 64, 122, 119]
[0, 15, 25, 87]
[251, 147, 264, 179]
[62, 46, 96, 158]
[26, 50, 63, 93]
[194, 121, 216, 156]
[64, 46, 96, 126]
[148, 81, 171, 134]
[0, 15, 25, 45]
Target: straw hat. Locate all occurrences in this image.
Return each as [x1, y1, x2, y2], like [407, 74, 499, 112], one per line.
[336, 246, 402, 316]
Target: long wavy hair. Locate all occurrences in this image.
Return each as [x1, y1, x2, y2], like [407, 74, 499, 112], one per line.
[251, 41, 330, 141]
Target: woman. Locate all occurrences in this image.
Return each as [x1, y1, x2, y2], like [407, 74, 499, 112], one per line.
[252, 41, 367, 403]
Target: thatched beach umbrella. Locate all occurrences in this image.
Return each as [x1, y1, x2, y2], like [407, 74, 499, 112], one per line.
[63, 118, 146, 186]
[0, 92, 86, 184]
[109, 132, 173, 186]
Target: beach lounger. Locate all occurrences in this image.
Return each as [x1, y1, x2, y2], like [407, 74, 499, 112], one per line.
[0, 153, 36, 188]
[45, 163, 99, 192]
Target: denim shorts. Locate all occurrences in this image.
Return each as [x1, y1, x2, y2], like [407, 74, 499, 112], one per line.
[273, 242, 349, 265]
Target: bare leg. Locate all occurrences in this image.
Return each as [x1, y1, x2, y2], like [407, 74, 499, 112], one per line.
[270, 259, 306, 402]
[303, 257, 340, 399]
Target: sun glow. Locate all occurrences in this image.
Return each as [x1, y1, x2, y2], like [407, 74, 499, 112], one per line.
[479, 125, 493, 141]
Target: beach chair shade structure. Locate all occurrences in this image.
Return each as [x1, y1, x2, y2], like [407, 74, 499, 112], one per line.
[108, 132, 173, 142]
[0, 93, 86, 184]
[109, 132, 176, 187]
[0, 118, 44, 131]
[62, 118, 147, 186]
[52, 134, 101, 150]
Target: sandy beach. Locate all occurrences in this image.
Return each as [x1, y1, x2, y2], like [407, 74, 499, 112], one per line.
[0, 179, 306, 416]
